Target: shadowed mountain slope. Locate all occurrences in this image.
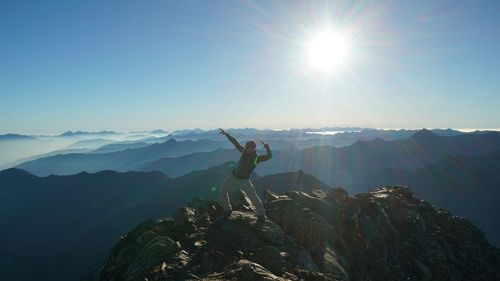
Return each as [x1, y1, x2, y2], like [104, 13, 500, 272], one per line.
[365, 150, 500, 247]
[0, 168, 172, 281]
[138, 149, 241, 177]
[0, 165, 329, 281]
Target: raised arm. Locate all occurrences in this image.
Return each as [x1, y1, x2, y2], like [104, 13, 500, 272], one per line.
[219, 128, 244, 152]
[257, 141, 272, 162]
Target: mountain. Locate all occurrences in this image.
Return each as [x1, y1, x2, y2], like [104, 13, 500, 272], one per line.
[0, 127, 467, 170]
[90, 141, 151, 153]
[83, 186, 500, 281]
[13, 129, 475, 177]
[0, 133, 36, 141]
[162, 127, 463, 143]
[4, 155, 500, 280]
[26, 130, 498, 182]
[0, 168, 172, 281]
[0, 130, 171, 169]
[3, 148, 93, 168]
[0, 136, 69, 170]
[130, 129, 169, 134]
[16, 138, 227, 176]
[254, 130, 500, 193]
[64, 139, 116, 149]
[59, 130, 121, 137]
[137, 130, 473, 180]
[138, 148, 240, 177]
[365, 150, 500, 247]
[19, 130, 500, 199]
[0, 165, 328, 281]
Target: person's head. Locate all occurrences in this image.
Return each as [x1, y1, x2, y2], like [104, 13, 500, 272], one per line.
[244, 140, 256, 154]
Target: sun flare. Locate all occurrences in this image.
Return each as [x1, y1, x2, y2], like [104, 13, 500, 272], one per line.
[307, 30, 350, 72]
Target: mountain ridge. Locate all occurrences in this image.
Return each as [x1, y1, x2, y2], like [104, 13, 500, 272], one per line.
[13, 129, 484, 177]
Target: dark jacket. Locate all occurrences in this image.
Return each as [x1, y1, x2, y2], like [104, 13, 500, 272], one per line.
[224, 133, 272, 179]
[232, 151, 259, 179]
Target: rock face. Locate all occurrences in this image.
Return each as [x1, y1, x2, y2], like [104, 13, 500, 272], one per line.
[83, 186, 500, 281]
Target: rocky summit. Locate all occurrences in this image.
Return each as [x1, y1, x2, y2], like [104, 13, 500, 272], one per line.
[83, 186, 500, 281]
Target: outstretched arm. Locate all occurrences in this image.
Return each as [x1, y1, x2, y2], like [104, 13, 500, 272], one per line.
[219, 128, 244, 152]
[258, 141, 272, 162]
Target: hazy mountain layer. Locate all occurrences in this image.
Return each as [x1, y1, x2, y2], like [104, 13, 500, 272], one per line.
[11, 129, 468, 175]
[16, 139, 225, 176]
[0, 130, 168, 169]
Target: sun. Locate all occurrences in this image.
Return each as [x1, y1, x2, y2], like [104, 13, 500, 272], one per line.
[307, 30, 350, 72]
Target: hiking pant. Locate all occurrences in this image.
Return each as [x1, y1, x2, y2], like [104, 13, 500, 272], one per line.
[219, 173, 266, 216]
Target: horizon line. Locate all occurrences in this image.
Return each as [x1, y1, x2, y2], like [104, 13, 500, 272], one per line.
[3, 127, 500, 136]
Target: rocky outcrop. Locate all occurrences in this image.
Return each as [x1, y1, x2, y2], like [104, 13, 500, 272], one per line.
[83, 186, 500, 281]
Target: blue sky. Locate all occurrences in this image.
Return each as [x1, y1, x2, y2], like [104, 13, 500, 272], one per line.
[1, 0, 499, 134]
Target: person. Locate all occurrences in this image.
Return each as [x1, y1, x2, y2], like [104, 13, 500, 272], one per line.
[218, 128, 272, 223]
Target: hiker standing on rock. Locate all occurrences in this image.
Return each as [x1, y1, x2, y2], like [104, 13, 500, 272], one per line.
[218, 128, 272, 223]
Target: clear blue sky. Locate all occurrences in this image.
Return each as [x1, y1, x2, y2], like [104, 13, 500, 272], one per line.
[1, 0, 499, 134]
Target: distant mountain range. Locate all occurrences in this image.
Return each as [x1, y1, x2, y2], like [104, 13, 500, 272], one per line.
[13, 129, 480, 178]
[14, 131, 500, 198]
[0, 130, 170, 169]
[90, 141, 151, 153]
[59, 130, 122, 137]
[16, 139, 227, 176]
[0, 127, 466, 168]
[63, 138, 116, 149]
[91, 130, 500, 190]
[0, 133, 37, 141]
[252, 130, 500, 192]
[160, 127, 464, 142]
